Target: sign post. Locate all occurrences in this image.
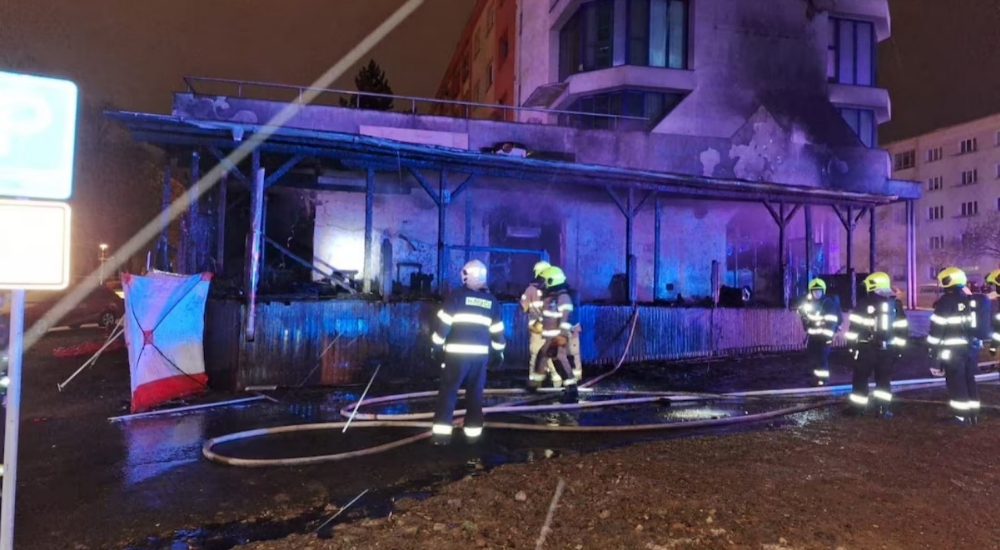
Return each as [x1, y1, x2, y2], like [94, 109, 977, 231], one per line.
[0, 70, 78, 550]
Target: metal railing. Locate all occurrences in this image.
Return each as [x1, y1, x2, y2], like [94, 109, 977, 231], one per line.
[181, 76, 652, 131]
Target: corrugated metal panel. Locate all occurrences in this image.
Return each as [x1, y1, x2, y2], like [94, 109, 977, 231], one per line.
[204, 300, 931, 390]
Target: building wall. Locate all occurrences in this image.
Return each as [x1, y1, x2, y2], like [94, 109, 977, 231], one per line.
[515, 0, 891, 140]
[434, 0, 517, 119]
[882, 113, 1000, 285]
[311, 173, 728, 302]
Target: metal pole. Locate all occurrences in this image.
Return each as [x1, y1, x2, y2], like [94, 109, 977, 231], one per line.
[905, 200, 917, 309]
[869, 206, 877, 272]
[845, 206, 854, 274]
[778, 203, 787, 308]
[437, 172, 448, 294]
[625, 188, 634, 304]
[363, 168, 374, 294]
[189, 150, 201, 273]
[1, 289, 26, 550]
[159, 158, 173, 269]
[804, 204, 814, 288]
[464, 190, 472, 264]
[245, 166, 265, 342]
[216, 172, 228, 274]
[653, 197, 661, 301]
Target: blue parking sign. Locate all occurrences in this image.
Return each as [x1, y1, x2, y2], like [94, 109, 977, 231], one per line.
[0, 71, 78, 200]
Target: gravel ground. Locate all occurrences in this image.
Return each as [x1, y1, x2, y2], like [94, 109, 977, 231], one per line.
[242, 385, 1000, 550]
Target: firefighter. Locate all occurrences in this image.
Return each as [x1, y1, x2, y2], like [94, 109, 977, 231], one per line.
[797, 278, 842, 386]
[986, 269, 1000, 357]
[430, 260, 506, 445]
[520, 281, 560, 387]
[844, 271, 908, 418]
[927, 267, 983, 425]
[529, 266, 578, 403]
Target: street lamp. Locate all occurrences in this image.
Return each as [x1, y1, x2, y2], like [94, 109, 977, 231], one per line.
[99, 244, 109, 283]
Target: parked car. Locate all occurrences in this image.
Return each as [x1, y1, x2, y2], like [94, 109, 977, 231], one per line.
[0, 285, 124, 332]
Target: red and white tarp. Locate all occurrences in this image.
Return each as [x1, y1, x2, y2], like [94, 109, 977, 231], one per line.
[123, 271, 212, 413]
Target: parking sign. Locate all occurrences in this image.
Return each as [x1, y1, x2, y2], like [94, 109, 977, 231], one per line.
[0, 71, 78, 200]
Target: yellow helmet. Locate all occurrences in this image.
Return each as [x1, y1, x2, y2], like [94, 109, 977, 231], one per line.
[863, 271, 891, 293]
[937, 267, 967, 288]
[807, 278, 827, 292]
[986, 269, 1000, 286]
[540, 266, 566, 287]
[533, 260, 551, 279]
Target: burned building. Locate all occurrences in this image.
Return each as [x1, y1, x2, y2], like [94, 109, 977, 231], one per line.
[110, 0, 920, 388]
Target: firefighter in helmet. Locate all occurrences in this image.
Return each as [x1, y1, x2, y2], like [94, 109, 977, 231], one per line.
[927, 267, 983, 425]
[430, 260, 506, 445]
[520, 261, 560, 387]
[844, 271, 908, 418]
[529, 266, 578, 403]
[797, 278, 842, 386]
[985, 269, 1000, 358]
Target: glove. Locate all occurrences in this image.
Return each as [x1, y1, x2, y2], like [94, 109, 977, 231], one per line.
[489, 350, 504, 369]
[929, 367, 945, 378]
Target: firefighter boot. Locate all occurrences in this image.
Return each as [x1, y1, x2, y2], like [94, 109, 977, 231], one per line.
[559, 384, 579, 404]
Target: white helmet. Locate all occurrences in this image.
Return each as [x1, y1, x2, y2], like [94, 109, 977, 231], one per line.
[461, 260, 488, 290]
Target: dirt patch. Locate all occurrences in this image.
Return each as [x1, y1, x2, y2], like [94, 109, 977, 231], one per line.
[242, 388, 1000, 550]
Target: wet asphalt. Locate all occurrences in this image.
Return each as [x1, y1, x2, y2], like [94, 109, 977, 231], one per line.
[1, 329, 982, 550]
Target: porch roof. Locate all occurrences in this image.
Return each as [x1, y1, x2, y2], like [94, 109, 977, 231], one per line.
[108, 110, 919, 207]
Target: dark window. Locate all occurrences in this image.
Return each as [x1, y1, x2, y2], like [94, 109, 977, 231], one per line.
[560, 0, 687, 80]
[838, 108, 876, 148]
[560, 89, 684, 129]
[829, 18, 875, 86]
[893, 150, 915, 170]
[499, 34, 510, 65]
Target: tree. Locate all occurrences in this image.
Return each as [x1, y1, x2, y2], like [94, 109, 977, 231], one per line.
[959, 213, 1000, 260]
[340, 59, 395, 111]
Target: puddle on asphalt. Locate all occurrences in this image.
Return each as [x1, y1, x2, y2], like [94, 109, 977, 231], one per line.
[125, 394, 830, 550]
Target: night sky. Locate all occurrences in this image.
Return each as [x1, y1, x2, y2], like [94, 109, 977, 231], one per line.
[1, 0, 998, 143]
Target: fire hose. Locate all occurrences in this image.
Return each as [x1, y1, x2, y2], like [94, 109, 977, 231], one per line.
[202, 309, 996, 467]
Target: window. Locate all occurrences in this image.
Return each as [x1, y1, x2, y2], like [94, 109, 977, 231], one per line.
[959, 138, 977, 154]
[499, 34, 510, 65]
[559, 0, 688, 80]
[560, 89, 684, 129]
[838, 108, 876, 148]
[928, 176, 944, 191]
[626, 0, 689, 69]
[961, 201, 979, 217]
[996, 163, 1000, 179]
[930, 236, 946, 250]
[926, 147, 943, 162]
[997, 197, 1000, 211]
[960, 169, 978, 185]
[929, 266, 942, 280]
[928, 205, 945, 220]
[828, 18, 875, 86]
[893, 150, 915, 170]
[485, 61, 494, 89]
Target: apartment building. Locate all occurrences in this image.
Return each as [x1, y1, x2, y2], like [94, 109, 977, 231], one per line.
[883, 113, 1000, 284]
[436, 0, 891, 141]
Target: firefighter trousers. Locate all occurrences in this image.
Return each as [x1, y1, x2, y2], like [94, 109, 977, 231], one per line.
[433, 353, 488, 443]
[535, 338, 575, 385]
[568, 328, 582, 380]
[528, 331, 559, 385]
[943, 350, 980, 417]
[806, 337, 831, 381]
[851, 346, 895, 408]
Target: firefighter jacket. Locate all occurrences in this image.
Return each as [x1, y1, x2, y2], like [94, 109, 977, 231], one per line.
[520, 284, 545, 334]
[928, 290, 983, 360]
[798, 295, 841, 342]
[540, 285, 574, 339]
[432, 287, 506, 355]
[846, 294, 908, 349]
[993, 297, 1000, 351]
